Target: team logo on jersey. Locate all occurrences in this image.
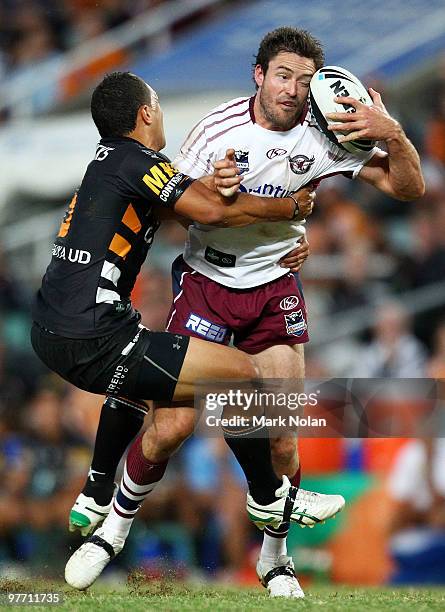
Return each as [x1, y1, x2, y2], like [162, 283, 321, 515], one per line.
[95, 145, 115, 161]
[234, 150, 249, 173]
[267, 148, 287, 159]
[279, 295, 299, 310]
[284, 310, 307, 337]
[289, 154, 315, 174]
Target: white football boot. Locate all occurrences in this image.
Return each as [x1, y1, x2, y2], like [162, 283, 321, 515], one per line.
[69, 488, 116, 537]
[256, 555, 305, 598]
[65, 526, 125, 590]
[246, 475, 345, 529]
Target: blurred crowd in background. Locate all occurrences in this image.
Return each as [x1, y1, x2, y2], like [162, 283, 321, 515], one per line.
[0, 0, 166, 79]
[1, 0, 445, 589]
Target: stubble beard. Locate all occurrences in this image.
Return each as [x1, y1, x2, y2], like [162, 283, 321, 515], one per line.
[259, 88, 305, 131]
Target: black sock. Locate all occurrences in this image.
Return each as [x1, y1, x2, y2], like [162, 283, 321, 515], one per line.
[82, 396, 148, 505]
[223, 427, 281, 505]
[265, 468, 300, 536]
[264, 522, 290, 539]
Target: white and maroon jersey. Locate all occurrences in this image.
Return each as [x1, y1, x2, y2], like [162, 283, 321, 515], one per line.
[174, 96, 379, 288]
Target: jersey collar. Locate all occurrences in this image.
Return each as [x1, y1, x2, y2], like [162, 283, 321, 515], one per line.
[100, 136, 142, 145]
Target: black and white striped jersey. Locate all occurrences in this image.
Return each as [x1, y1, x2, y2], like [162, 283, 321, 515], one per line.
[33, 136, 193, 338]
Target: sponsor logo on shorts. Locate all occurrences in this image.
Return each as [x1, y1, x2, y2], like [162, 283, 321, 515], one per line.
[172, 335, 183, 350]
[234, 150, 249, 173]
[284, 310, 307, 337]
[267, 148, 287, 159]
[107, 364, 129, 395]
[279, 295, 300, 310]
[289, 154, 315, 174]
[186, 313, 227, 343]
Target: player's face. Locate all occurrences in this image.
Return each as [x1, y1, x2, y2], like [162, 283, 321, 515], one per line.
[255, 52, 315, 131]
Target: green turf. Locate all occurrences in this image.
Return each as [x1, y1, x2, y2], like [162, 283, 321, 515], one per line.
[1, 577, 445, 611]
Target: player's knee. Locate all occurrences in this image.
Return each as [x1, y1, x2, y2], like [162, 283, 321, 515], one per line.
[243, 354, 260, 379]
[172, 411, 196, 442]
[153, 411, 196, 453]
[270, 437, 298, 466]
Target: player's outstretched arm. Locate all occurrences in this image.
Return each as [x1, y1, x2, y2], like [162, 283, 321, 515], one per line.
[326, 88, 425, 201]
[173, 182, 314, 227]
[173, 149, 315, 227]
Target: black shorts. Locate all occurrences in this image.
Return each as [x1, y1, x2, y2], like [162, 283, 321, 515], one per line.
[30, 322, 190, 402]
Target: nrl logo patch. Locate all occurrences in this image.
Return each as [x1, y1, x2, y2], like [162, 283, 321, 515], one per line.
[234, 150, 249, 173]
[289, 154, 315, 175]
[284, 309, 307, 337]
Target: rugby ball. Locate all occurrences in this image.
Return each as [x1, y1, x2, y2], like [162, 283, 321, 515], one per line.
[309, 66, 376, 156]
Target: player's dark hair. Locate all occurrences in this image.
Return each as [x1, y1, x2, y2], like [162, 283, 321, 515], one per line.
[254, 27, 324, 82]
[91, 72, 152, 138]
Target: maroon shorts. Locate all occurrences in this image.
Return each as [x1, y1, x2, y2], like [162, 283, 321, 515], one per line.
[165, 256, 309, 355]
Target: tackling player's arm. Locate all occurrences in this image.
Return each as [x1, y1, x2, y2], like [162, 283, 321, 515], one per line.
[148, 169, 306, 227]
[174, 180, 312, 227]
[174, 148, 314, 227]
[326, 88, 425, 201]
[123, 147, 310, 229]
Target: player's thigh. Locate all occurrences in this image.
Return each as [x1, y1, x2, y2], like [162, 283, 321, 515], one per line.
[253, 343, 305, 379]
[128, 330, 256, 404]
[173, 336, 258, 401]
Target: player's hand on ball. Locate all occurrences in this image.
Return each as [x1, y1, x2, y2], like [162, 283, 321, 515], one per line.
[292, 186, 316, 220]
[280, 237, 310, 271]
[326, 88, 400, 144]
[213, 148, 242, 199]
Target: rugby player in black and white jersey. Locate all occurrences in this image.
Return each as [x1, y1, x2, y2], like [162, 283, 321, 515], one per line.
[63, 25, 424, 595]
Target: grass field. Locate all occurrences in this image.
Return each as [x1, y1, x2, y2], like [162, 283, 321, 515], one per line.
[1, 577, 445, 611]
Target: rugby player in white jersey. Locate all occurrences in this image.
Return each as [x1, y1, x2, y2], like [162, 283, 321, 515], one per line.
[67, 28, 424, 597]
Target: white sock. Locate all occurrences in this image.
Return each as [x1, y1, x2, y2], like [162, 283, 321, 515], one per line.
[101, 504, 137, 542]
[100, 463, 162, 542]
[260, 531, 288, 565]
